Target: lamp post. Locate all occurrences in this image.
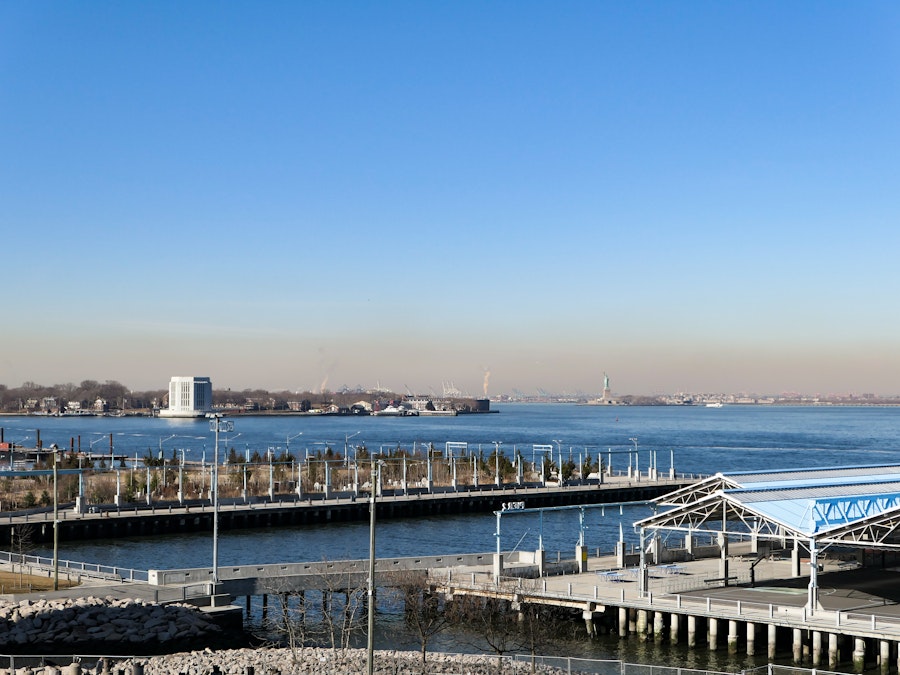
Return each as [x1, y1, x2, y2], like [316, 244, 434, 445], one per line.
[52, 449, 60, 590]
[159, 434, 177, 455]
[88, 435, 109, 456]
[366, 458, 386, 675]
[208, 414, 234, 603]
[493, 441, 502, 487]
[629, 437, 639, 478]
[344, 431, 361, 467]
[552, 439, 563, 484]
[177, 448, 191, 504]
[286, 432, 303, 455]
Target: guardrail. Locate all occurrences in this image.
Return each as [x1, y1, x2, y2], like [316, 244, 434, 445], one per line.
[0, 550, 147, 583]
[0, 470, 699, 523]
[150, 552, 496, 586]
[431, 567, 900, 642]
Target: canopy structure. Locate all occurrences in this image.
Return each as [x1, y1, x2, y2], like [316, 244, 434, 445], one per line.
[633, 464, 900, 613]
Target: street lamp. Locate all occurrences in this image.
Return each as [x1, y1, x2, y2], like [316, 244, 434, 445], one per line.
[366, 458, 386, 675]
[629, 437, 639, 477]
[552, 439, 563, 484]
[208, 414, 234, 603]
[286, 432, 303, 454]
[344, 431, 361, 467]
[52, 449, 61, 590]
[159, 434, 177, 454]
[177, 448, 191, 504]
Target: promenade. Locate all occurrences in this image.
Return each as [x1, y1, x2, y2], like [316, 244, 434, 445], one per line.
[432, 551, 900, 673]
[5, 543, 897, 672]
[0, 472, 692, 545]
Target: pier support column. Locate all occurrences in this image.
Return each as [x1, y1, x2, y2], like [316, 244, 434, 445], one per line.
[618, 607, 628, 637]
[768, 623, 777, 660]
[793, 628, 803, 664]
[654, 611, 665, 641]
[829, 633, 839, 669]
[670, 613, 680, 644]
[687, 615, 697, 648]
[853, 637, 866, 673]
[812, 631, 822, 667]
[880, 640, 890, 675]
[636, 610, 648, 641]
[708, 618, 718, 651]
[628, 608, 637, 635]
[261, 594, 268, 621]
[582, 610, 596, 638]
[727, 620, 738, 654]
[746, 622, 756, 656]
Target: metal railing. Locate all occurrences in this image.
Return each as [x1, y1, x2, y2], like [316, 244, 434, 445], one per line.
[0, 653, 760, 675]
[432, 567, 900, 643]
[0, 550, 147, 583]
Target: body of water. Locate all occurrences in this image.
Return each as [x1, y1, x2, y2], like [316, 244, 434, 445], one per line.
[6, 403, 900, 670]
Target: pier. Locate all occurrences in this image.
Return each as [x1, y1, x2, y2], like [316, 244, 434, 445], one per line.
[0, 474, 689, 545]
[7, 542, 899, 672]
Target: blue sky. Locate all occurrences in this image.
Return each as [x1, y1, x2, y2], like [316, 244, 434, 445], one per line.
[2, 2, 899, 397]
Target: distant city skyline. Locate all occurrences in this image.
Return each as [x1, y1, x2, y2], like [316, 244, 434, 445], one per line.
[2, 3, 899, 397]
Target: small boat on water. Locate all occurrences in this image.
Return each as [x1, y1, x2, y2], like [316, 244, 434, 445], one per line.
[705, 402, 724, 408]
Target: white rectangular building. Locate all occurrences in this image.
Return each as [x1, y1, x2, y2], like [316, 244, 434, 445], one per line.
[159, 376, 213, 418]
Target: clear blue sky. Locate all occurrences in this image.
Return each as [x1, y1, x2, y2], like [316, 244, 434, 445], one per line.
[2, 2, 899, 397]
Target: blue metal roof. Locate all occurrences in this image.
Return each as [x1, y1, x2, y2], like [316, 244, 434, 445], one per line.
[721, 464, 900, 491]
[642, 464, 900, 542]
[726, 480, 900, 535]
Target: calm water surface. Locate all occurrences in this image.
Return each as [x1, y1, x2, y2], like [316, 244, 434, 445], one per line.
[8, 403, 900, 670]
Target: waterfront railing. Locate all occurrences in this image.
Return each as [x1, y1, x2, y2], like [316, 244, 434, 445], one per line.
[0, 653, 775, 675]
[0, 550, 147, 583]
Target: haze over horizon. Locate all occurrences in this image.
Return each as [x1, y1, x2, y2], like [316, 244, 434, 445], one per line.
[2, 3, 899, 398]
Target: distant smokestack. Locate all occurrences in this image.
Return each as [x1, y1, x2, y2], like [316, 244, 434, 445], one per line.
[483, 370, 491, 397]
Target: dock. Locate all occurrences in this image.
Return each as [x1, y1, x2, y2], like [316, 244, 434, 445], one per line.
[0, 474, 690, 545]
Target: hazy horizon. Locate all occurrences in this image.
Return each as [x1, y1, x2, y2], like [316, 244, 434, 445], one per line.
[3, 3, 899, 397]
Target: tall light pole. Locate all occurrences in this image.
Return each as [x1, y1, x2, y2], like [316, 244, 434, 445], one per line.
[52, 449, 60, 591]
[552, 439, 563, 484]
[629, 437, 639, 478]
[159, 434, 177, 455]
[208, 414, 234, 603]
[366, 458, 385, 675]
[177, 448, 191, 504]
[345, 431, 360, 467]
[493, 441, 502, 487]
[286, 432, 303, 454]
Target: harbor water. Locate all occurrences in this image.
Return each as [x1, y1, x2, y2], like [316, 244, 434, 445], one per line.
[6, 403, 900, 670]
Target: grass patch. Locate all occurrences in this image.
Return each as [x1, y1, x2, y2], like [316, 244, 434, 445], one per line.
[0, 569, 80, 594]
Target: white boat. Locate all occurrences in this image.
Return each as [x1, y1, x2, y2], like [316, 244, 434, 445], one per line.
[705, 402, 724, 408]
[372, 405, 419, 417]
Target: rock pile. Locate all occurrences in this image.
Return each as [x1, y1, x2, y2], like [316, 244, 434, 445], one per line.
[0, 597, 222, 649]
[96, 647, 566, 675]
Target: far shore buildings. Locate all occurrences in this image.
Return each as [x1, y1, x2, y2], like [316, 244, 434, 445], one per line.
[159, 376, 213, 418]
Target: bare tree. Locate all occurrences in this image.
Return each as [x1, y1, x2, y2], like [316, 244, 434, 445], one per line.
[10, 524, 35, 588]
[257, 563, 367, 658]
[451, 596, 523, 674]
[385, 570, 455, 669]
